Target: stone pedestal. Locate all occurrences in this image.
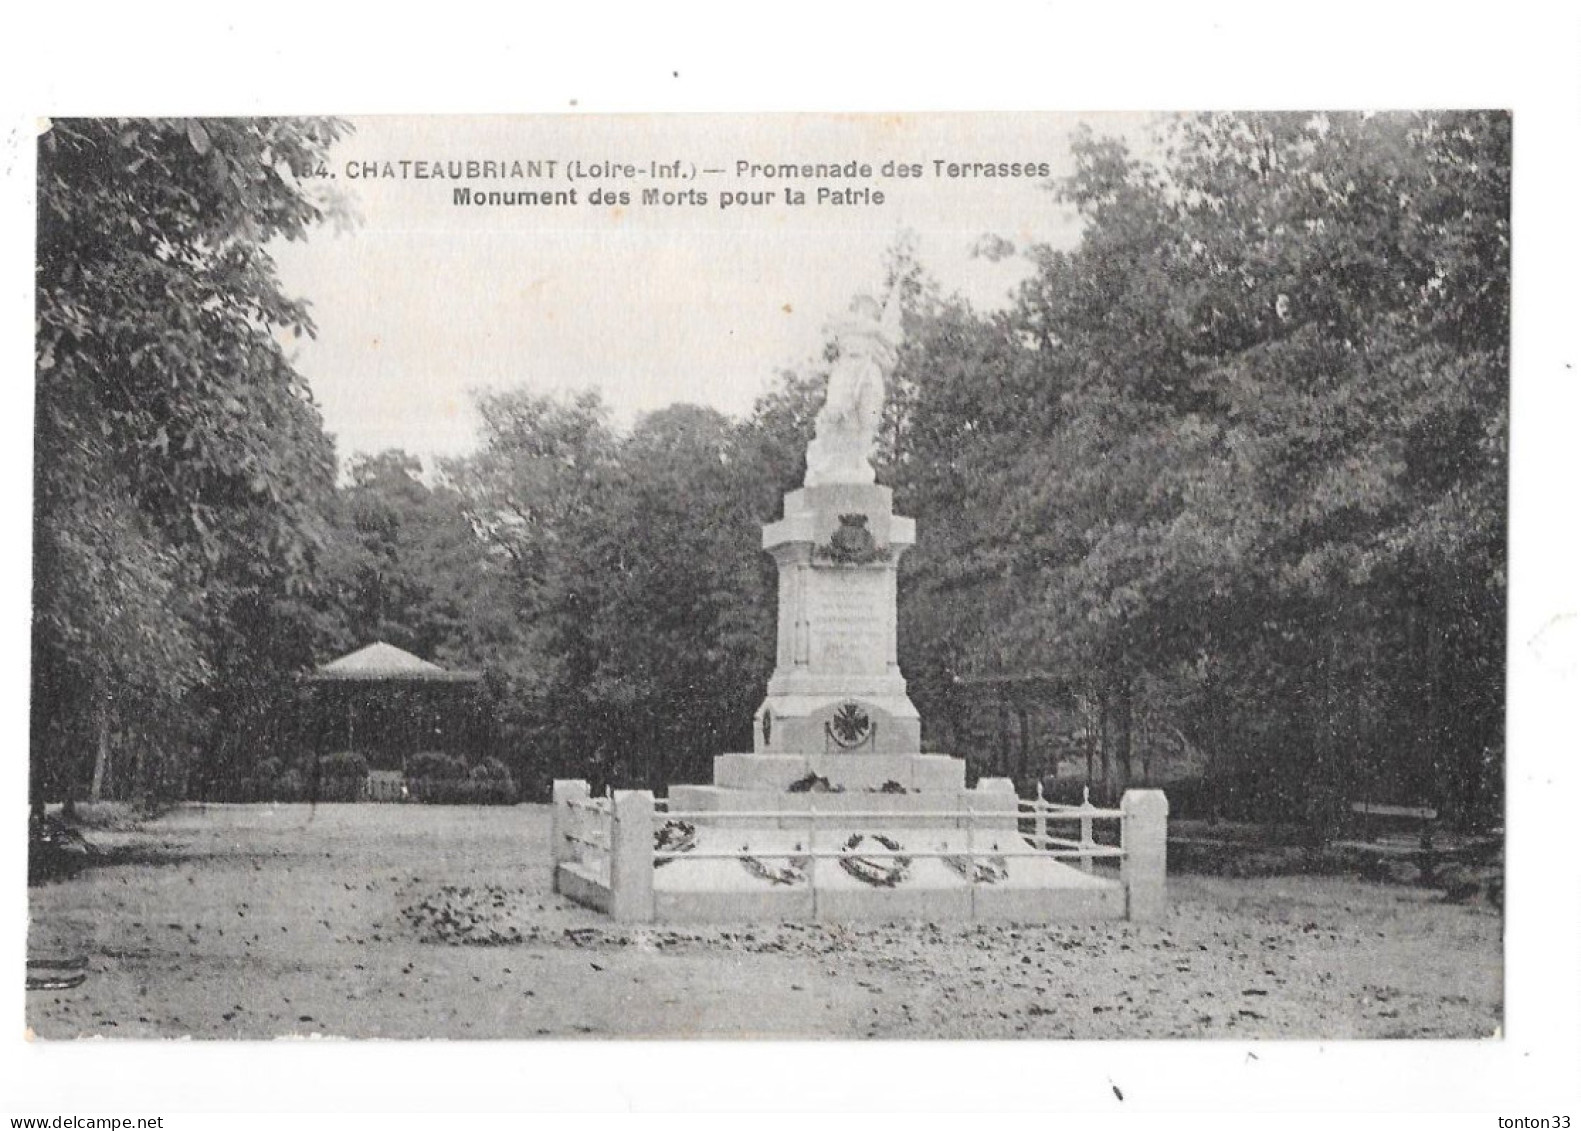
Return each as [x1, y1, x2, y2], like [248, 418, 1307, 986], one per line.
[754, 483, 921, 756]
[545, 477, 1158, 922]
[547, 293, 1163, 923]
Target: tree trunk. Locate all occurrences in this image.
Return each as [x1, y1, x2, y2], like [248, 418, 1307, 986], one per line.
[1097, 689, 1110, 798]
[1203, 672, 1221, 827]
[132, 729, 147, 804]
[997, 698, 1012, 777]
[1017, 705, 1031, 787]
[1305, 633, 1334, 846]
[1116, 669, 1133, 791]
[1084, 698, 1095, 789]
[89, 695, 112, 804]
[1423, 609, 1444, 812]
[651, 715, 667, 792]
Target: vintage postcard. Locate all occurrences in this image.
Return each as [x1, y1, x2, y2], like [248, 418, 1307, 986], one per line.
[25, 112, 1508, 1051]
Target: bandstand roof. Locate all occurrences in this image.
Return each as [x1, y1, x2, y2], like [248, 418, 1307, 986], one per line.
[307, 641, 482, 683]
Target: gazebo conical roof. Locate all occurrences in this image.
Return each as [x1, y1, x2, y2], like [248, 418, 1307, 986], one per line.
[308, 641, 482, 683]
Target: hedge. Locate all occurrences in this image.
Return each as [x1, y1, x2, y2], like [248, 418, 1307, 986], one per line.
[407, 777, 516, 805]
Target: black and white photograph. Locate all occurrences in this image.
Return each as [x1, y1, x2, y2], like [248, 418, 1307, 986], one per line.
[25, 108, 1509, 1039]
[4, 7, 1578, 1124]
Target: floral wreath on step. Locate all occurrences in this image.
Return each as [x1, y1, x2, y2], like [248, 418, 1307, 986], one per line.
[839, 833, 912, 888]
[653, 819, 697, 867]
[942, 849, 1009, 885]
[738, 845, 812, 886]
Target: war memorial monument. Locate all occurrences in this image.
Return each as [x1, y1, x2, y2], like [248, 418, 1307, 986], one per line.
[551, 289, 1168, 923]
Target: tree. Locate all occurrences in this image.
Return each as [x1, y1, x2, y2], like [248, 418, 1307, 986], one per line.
[446, 391, 783, 792]
[574, 405, 777, 786]
[887, 112, 1506, 826]
[319, 450, 516, 664]
[33, 117, 348, 810]
[444, 390, 622, 790]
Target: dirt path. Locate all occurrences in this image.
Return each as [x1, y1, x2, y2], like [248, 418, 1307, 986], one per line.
[26, 804, 1501, 1039]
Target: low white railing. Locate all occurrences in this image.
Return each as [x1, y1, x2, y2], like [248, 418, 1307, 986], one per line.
[1022, 783, 1121, 875]
[550, 780, 613, 884]
[649, 796, 1126, 868]
[555, 778, 1168, 924]
[651, 782, 1122, 866]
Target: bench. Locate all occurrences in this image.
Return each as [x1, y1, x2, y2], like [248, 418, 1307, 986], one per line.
[1347, 801, 1438, 851]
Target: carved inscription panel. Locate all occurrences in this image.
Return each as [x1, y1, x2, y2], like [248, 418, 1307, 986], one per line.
[804, 568, 891, 672]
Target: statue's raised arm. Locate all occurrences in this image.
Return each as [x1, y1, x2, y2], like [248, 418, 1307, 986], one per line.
[803, 282, 904, 488]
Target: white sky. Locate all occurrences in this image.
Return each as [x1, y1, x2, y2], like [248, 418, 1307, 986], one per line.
[271, 114, 1157, 466]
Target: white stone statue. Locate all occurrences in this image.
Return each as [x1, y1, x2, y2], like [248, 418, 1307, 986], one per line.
[803, 284, 903, 487]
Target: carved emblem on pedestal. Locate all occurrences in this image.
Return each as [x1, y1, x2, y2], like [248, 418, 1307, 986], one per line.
[814, 513, 887, 566]
[825, 700, 875, 750]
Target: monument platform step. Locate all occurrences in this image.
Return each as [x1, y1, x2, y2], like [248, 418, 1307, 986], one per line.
[714, 752, 965, 792]
[648, 824, 1122, 923]
[664, 781, 1018, 832]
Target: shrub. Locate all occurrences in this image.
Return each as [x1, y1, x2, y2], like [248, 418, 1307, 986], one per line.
[317, 777, 362, 802]
[275, 768, 305, 802]
[315, 751, 368, 802]
[399, 753, 517, 803]
[321, 750, 369, 780]
[222, 756, 316, 803]
[409, 773, 516, 805]
[469, 757, 512, 782]
[407, 751, 462, 780]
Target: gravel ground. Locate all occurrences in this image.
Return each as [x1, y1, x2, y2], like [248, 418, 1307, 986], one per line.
[25, 803, 1501, 1039]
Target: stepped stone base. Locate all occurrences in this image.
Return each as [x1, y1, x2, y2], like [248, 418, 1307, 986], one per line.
[713, 752, 964, 792]
[642, 822, 1125, 924]
[666, 781, 1019, 833]
[754, 693, 921, 756]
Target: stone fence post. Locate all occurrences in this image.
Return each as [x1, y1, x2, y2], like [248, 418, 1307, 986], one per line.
[972, 776, 1019, 836]
[610, 789, 656, 924]
[1121, 789, 1169, 922]
[550, 779, 589, 893]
